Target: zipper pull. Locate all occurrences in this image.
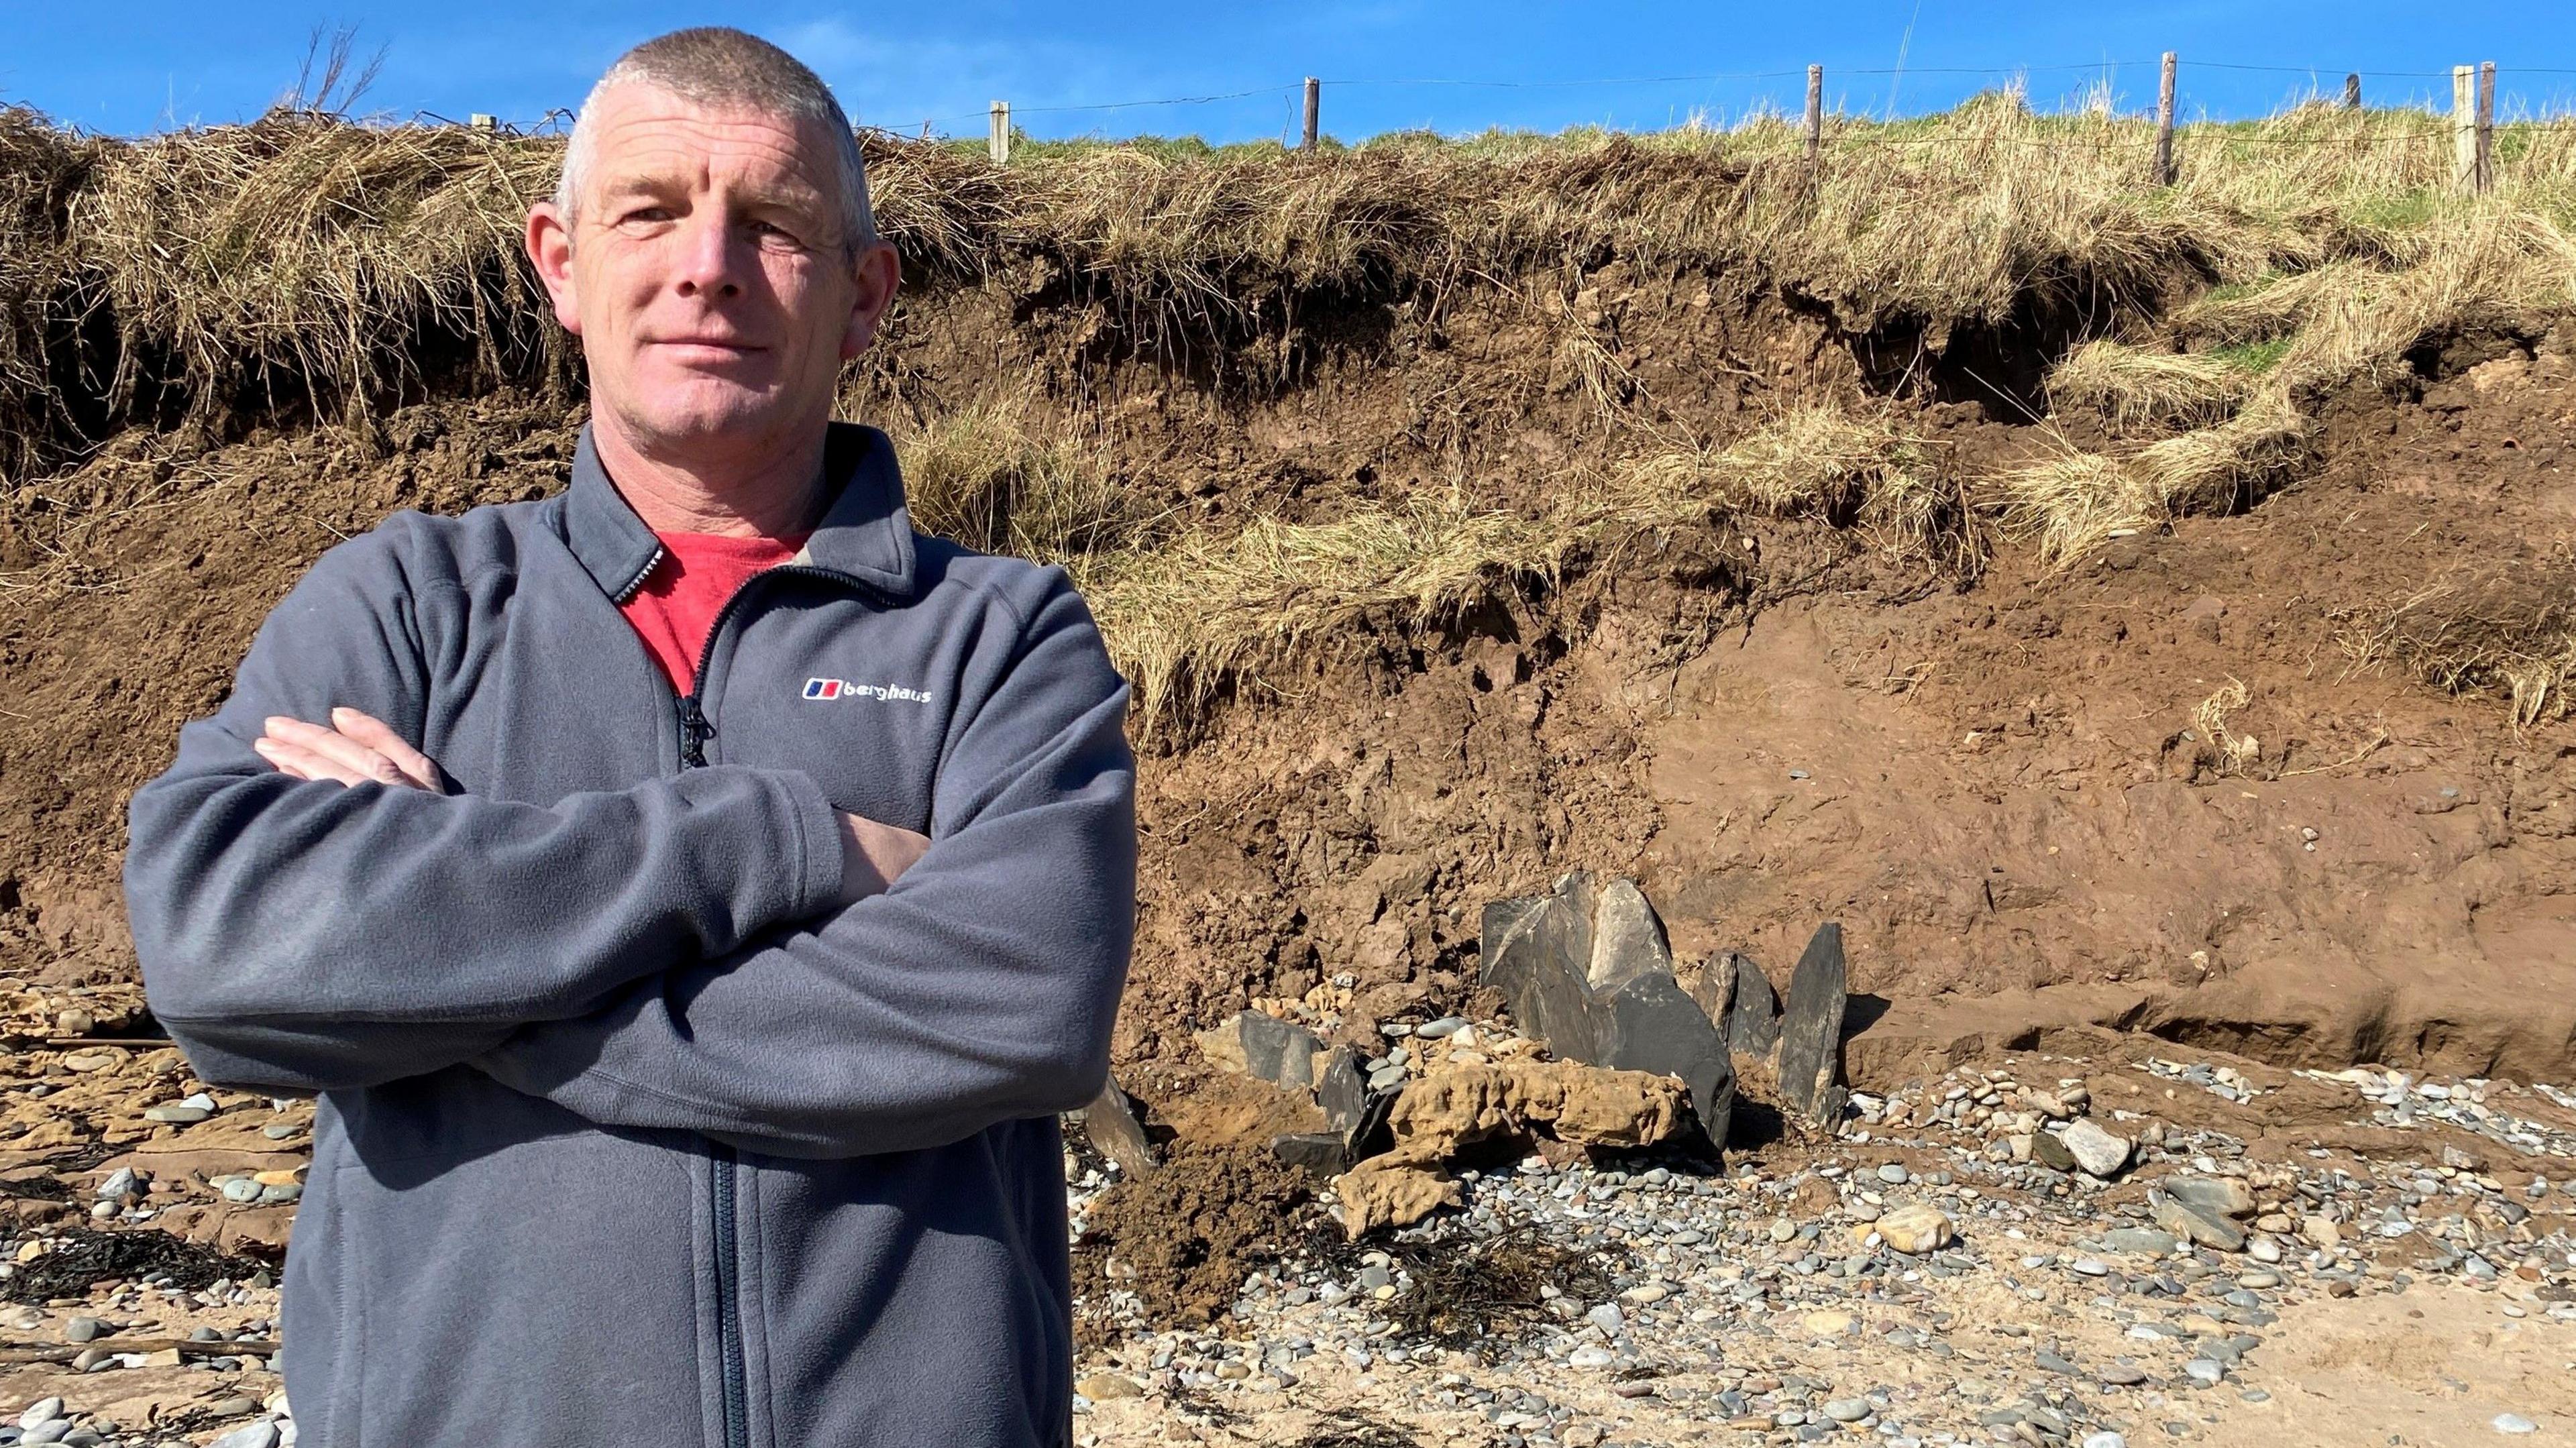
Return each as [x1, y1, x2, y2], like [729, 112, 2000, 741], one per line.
[678, 695, 713, 768]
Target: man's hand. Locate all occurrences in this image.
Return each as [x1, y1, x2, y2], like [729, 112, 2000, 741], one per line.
[839, 814, 932, 905]
[255, 708, 443, 791]
[253, 709, 930, 903]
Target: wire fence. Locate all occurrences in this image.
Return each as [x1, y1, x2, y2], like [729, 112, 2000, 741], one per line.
[425, 56, 2576, 153]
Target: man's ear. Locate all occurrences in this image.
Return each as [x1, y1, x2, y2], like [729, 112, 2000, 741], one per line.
[527, 201, 582, 336]
[839, 243, 902, 361]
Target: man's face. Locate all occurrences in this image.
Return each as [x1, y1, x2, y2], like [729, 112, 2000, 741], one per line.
[527, 84, 898, 459]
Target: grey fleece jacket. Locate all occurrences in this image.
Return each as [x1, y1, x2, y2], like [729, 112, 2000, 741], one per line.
[123, 421, 1136, 1448]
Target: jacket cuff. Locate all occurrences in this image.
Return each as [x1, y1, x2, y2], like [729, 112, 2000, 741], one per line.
[777, 769, 847, 916]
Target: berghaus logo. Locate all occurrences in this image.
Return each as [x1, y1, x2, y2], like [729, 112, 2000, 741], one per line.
[802, 677, 933, 704]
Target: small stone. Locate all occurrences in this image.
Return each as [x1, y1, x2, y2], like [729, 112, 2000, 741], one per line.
[1415, 1017, 1469, 1040]
[18, 1399, 63, 1431]
[1587, 1302, 1625, 1335]
[1824, 1399, 1871, 1423]
[207, 1425, 280, 1448]
[62, 1317, 99, 1344]
[2102, 1227, 2180, 1256]
[1771, 1218, 1799, 1243]
[2155, 1194, 2247, 1252]
[142, 1105, 210, 1125]
[2184, 1359, 2226, 1386]
[1876, 1203, 1954, 1254]
[54, 1009, 93, 1037]
[1568, 1345, 1615, 1369]
[2494, 1415, 2538, 1435]
[1075, 1372, 1143, 1401]
[2059, 1118, 2133, 1178]
[93, 1169, 140, 1202]
[1877, 1164, 1909, 1185]
[1358, 1264, 1392, 1292]
[2070, 1257, 2110, 1277]
[2161, 1176, 2256, 1218]
[260, 1123, 301, 1141]
[221, 1178, 262, 1204]
[23, 1421, 71, 1447]
[207, 1396, 259, 1418]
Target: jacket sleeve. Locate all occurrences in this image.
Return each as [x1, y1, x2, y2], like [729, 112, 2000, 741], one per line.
[471, 576, 1136, 1159]
[125, 524, 849, 1094]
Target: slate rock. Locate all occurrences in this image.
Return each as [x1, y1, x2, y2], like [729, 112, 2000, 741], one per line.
[2032, 1130, 2079, 1174]
[1195, 1010, 1326, 1093]
[1077, 1076, 1157, 1177]
[1725, 952, 1782, 1060]
[2154, 1193, 2249, 1252]
[1774, 923, 1847, 1123]
[2102, 1227, 2181, 1256]
[1483, 873, 1734, 1149]
[1271, 1132, 1350, 1177]
[2161, 1176, 2256, 1218]
[1317, 1045, 1370, 1135]
[1344, 1082, 1400, 1165]
[1587, 878, 1674, 989]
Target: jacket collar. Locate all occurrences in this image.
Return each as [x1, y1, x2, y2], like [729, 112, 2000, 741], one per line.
[564, 421, 919, 603]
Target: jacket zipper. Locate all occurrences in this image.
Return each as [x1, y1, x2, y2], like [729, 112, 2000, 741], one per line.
[663, 560, 865, 1448]
[672, 679, 749, 1448]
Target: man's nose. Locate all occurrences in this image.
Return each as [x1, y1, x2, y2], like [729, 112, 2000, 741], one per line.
[669, 213, 747, 299]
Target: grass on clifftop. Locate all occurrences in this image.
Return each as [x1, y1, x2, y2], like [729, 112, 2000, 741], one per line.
[7, 91, 2576, 728]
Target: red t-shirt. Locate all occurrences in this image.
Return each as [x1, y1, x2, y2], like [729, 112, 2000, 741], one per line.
[619, 531, 808, 695]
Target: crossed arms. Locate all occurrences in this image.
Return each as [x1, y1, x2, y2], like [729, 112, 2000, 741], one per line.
[123, 532, 1137, 1159]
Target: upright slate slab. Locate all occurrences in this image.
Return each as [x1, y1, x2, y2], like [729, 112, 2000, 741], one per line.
[1481, 874, 1735, 1150]
[1079, 1077, 1157, 1177]
[1775, 922, 1848, 1125]
[1317, 1044, 1370, 1135]
[1723, 952, 1782, 1060]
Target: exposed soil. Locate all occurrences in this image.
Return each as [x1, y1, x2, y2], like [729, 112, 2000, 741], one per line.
[1073, 1142, 1325, 1342]
[0, 278, 2571, 1098]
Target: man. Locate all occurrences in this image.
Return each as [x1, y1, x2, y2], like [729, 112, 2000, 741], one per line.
[123, 28, 1134, 1448]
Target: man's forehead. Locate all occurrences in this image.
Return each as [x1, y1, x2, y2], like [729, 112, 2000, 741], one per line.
[582, 83, 839, 192]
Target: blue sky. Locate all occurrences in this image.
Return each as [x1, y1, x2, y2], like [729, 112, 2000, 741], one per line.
[7, 2, 2573, 142]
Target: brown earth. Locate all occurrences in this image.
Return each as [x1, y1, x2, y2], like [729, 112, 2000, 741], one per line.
[1, 280, 2573, 1093]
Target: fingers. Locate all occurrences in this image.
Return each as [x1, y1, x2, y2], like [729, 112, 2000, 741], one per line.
[260, 715, 416, 789]
[254, 731, 380, 788]
[331, 708, 443, 791]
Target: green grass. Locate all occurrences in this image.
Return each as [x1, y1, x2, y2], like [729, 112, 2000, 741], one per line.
[2210, 338, 2294, 373]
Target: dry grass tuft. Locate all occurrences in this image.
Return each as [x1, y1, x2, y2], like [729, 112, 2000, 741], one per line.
[1097, 405, 1951, 730]
[2048, 340, 2246, 432]
[2343, 573, 2576, 727]
[2192, 678, 2265, 777]
[885, 400, 1150, 569]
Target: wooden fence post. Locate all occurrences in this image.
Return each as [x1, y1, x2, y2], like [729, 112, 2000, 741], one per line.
[989, 101, 1010, 165]
[2343, 73, 2361, 111]
[2153, 52, 2178, 186]
[2453, 66, 2477, 193]
[1303, 76, 1320, 150]
[1805, 64, 1823, 166]
[2477, 60, 2496, 193]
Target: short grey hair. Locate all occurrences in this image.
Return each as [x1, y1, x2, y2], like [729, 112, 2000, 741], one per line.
[555, 27, 878, 254]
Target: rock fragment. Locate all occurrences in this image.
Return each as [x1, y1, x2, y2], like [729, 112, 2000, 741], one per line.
[2153, 1192, 2248, 1252]
[1194, 1010, 1327, 1093]
[1775, 923, 1848, 1124]
[1330, 1060, 1688, 1235]
[1481, 874, 1733, 1148]
[2057, 1118, 2131, 1178]
[1873, 1203, 1955, 1254]
[1077, 1076, 1157, 1177]
[2160, 1176, 2256, 1218]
